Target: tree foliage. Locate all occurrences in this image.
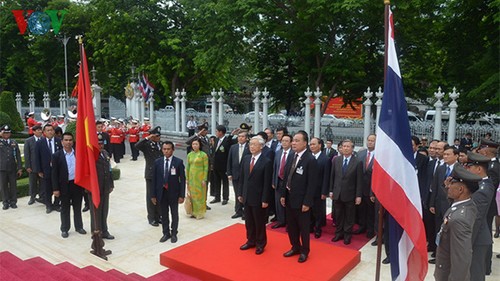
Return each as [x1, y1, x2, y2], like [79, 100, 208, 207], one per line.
[0, 91, 24, 131]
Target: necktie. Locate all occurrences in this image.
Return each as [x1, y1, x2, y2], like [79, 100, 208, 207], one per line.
[286, 153, 299, 190]
[217, 139, 222, 150]
[164, 158, 169, 179]
[366, 151, 371, 169]
[250, 157, 255, 173]
[239, 145, 244, 163]
[48, 139, 53, 154]
[445, 166, 451, 179]
[279, 151, 287, 179]
[342, 158, 348, 175]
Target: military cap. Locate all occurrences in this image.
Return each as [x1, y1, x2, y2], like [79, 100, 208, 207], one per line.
[1, 125, 11, 133]
[466, 152, 490, 166]
[28, 112, 35, 116]
[149, 126, 161, 136]
[97, 133, 105, 144]
[450, 165, 482, 193]
[239, 123, 252, 132]
[110, 117, 117, 121]
[480, 138, 499, 149]
[131, 119, 138, 124]
[144, 117, 150, 121]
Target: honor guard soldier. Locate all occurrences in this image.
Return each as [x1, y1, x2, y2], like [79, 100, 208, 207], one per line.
[135, 126, 163, 226]
[128, 120, 141, 161]
[0, 125, 23, 210]
[141, 118, 152, 139]
[27, 112, 41, 136]
[108, 119, 124, 163]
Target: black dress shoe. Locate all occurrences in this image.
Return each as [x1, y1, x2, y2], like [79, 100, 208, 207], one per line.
[222, 200, 228, 205]
[431, 252, 436, 258]
[209, 199, 220, 204]
[343, 237, 351, 245]
[206, 205, 211, 210]
[54, 205, 61, 212]
[283, 249, 300, 257]
[10, 203, 17, 209]
[272, 223, 285, 229]
[240, 243, 255, 250]
[241, 215, 245, 220]
[353, 227, 366, 235]
[332, 234, 343, 242]
[298, 254, 308, 263]
[371, 240, 378, 246]
[171, 235, 178, 243]
[2, 205, 9, 210]
[494, 232, 499, 238]
[255, 247, 264, 255]
[82, 205, 90, 212]
[61, 231, 69, 238]
[382, 257, 390, 264]
[46, 207, 52, 214]
[149, 221, 159, 227]
[76, 229, 87, 235]
[102, 233, 115, 240]
[28, 199, 35, 205]
[428, 258, 436, 264]
[35, 198, 44, 203]
[159, 234, 171, 243]
[314, 231, 321, 239]
[231, 213, 242, 219]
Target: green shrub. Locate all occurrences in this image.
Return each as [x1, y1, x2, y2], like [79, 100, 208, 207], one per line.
[0, 111, 12, 128]
[0, 91, 24, 131]
[65, 121, 76, 137]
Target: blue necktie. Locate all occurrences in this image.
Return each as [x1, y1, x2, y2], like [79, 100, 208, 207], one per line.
[342, 158, 348, 175]
[445, 166, 451, 178]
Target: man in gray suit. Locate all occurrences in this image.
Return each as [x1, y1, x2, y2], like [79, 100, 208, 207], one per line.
[355, 134, 376, 238]
[24, 124, 43, 205]
[0, 125, 22, 210]
[227, 131, 250, 219]
[434, 165, 480, 281]
[465, 152, 496, 280]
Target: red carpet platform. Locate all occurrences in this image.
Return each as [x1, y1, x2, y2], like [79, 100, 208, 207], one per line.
[160, 223, 360, 281]
[267, 215, 372, 250]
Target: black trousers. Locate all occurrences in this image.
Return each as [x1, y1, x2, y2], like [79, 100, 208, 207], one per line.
[358, 195, 375, 234]
[213, 169, 229, 201]
[129, 142, 139, 160]
[311, 197, 326, 231]
[232, 179, 243, 215]
[334, 199, 356, 237]
[42, 177, 60, 208]
[110, 143, 121, 162]
[60, 181, 84, 232]
[160, 195, 179, 236]
[286, 204, 311, 255]
[28, 171, 41, 200]
[145, 179, 161, 223]
[0, 170, 17, 206]
[90, 190, 110, 234]
[274, 179, 286, 224]
[244, 204, 268, 248]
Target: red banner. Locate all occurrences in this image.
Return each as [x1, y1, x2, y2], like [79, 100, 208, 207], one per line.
[324, 97, 362, 119]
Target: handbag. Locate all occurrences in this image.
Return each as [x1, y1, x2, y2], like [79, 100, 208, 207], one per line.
[184, 192, 193, 215]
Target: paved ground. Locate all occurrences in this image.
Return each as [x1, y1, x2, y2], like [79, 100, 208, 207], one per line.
[1, 151, 499, 280]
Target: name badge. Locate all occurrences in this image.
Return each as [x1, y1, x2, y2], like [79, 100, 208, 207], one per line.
[170, 167, 176, 175]
[296, 167, 303, 175]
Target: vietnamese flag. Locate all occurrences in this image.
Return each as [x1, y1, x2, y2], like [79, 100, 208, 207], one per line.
[74, 41, 100, 208]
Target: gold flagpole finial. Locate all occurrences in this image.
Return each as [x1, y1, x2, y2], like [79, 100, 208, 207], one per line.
[76, 35, 83, 45]
[384, 0, 390, 5]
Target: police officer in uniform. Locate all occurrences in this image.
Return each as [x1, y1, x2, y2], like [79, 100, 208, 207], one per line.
[0, 125, 22, 209]
[135, 126, 163, 226]
[434, 165, 481, 281]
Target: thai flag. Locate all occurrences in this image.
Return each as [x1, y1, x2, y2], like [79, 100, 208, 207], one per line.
[371, 7, 428, 280]
[139, 74, 155, 102]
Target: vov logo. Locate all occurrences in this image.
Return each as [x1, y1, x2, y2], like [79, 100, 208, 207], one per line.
[12, 10, 67, 35]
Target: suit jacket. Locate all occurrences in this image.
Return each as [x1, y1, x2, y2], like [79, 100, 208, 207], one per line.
[51, 149, 71, 195]
[323, 147, 337, 159]
[135, 138, 163, 179]
[213, 136, 235, 171]
[357, 149, 374, 197]
[425, 158, 439, 206]
[96, 150, 114, 194]
[315, 152, 331, 198]
[23, 136, 38, 170]
[415, 152, 429, 208]
[280, 150, 318, 209]
[434, 199, 477, 281]
[430, 164, 453, 216]
[272, 148, 293, 188]
[226, 142, 250, 181]
[267, 139, 278, 152]
[261, 145, 275, 164]
[237, 154, 272, 206]
[330, 155, 363, 202]
[34, 137, 62, 175]
[471, 178, 495, 246]
[152, 156, 186, 202]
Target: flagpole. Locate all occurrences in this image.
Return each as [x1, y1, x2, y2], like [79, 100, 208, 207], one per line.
[375, 1, 390, 281]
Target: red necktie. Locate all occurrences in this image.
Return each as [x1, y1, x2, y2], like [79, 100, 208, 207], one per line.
[366, 151, 371, 169]
[279, 151, 287, 179]
[250, 157, 255, 173]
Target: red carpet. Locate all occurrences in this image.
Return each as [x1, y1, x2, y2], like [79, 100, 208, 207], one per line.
[160, 223, 360, 281]
[267, 216, 372, 251]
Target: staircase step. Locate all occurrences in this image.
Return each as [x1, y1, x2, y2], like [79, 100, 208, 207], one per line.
[57, 262, 106, 281]
[107, 269, 142, 281]
[25, 257, 79, 281]
[82, 265, 122, 281]
[0, 264, 23, 281]
[128, 272, 147, 280]
[148, 269, 200, 281]
[0, 253, 55, 280]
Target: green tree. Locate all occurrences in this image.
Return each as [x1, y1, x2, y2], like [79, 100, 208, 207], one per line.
[0, 91, 24, 131]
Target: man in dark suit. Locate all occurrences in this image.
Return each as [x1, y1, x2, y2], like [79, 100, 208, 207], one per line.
[211, 125, 234, 205]
[135, 126, 163, 226]
[34, 124, 62, 214]
[411, 136, 430, 243]
[227, 131, 250, 219]
[273, 126, 288, 153]
[429, 144, 456, 263]
[309, 137, 331, 238]
[280, 130, 317, 263]
[330, 139, 363, 245]
[238, 136, 273, 255]
[90, 134, 116, 240]
[152, 141, 186, 243]
[324, 139, 337, 159]
[51, 132, 86, 238]
[271, 134, 293, 229]
[24, 124, 43, 205]
[459, 132, 473, 151]
[355, 134, 376, 238]
[466, 152, 496, 280]
[264, 128, 278, 151]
